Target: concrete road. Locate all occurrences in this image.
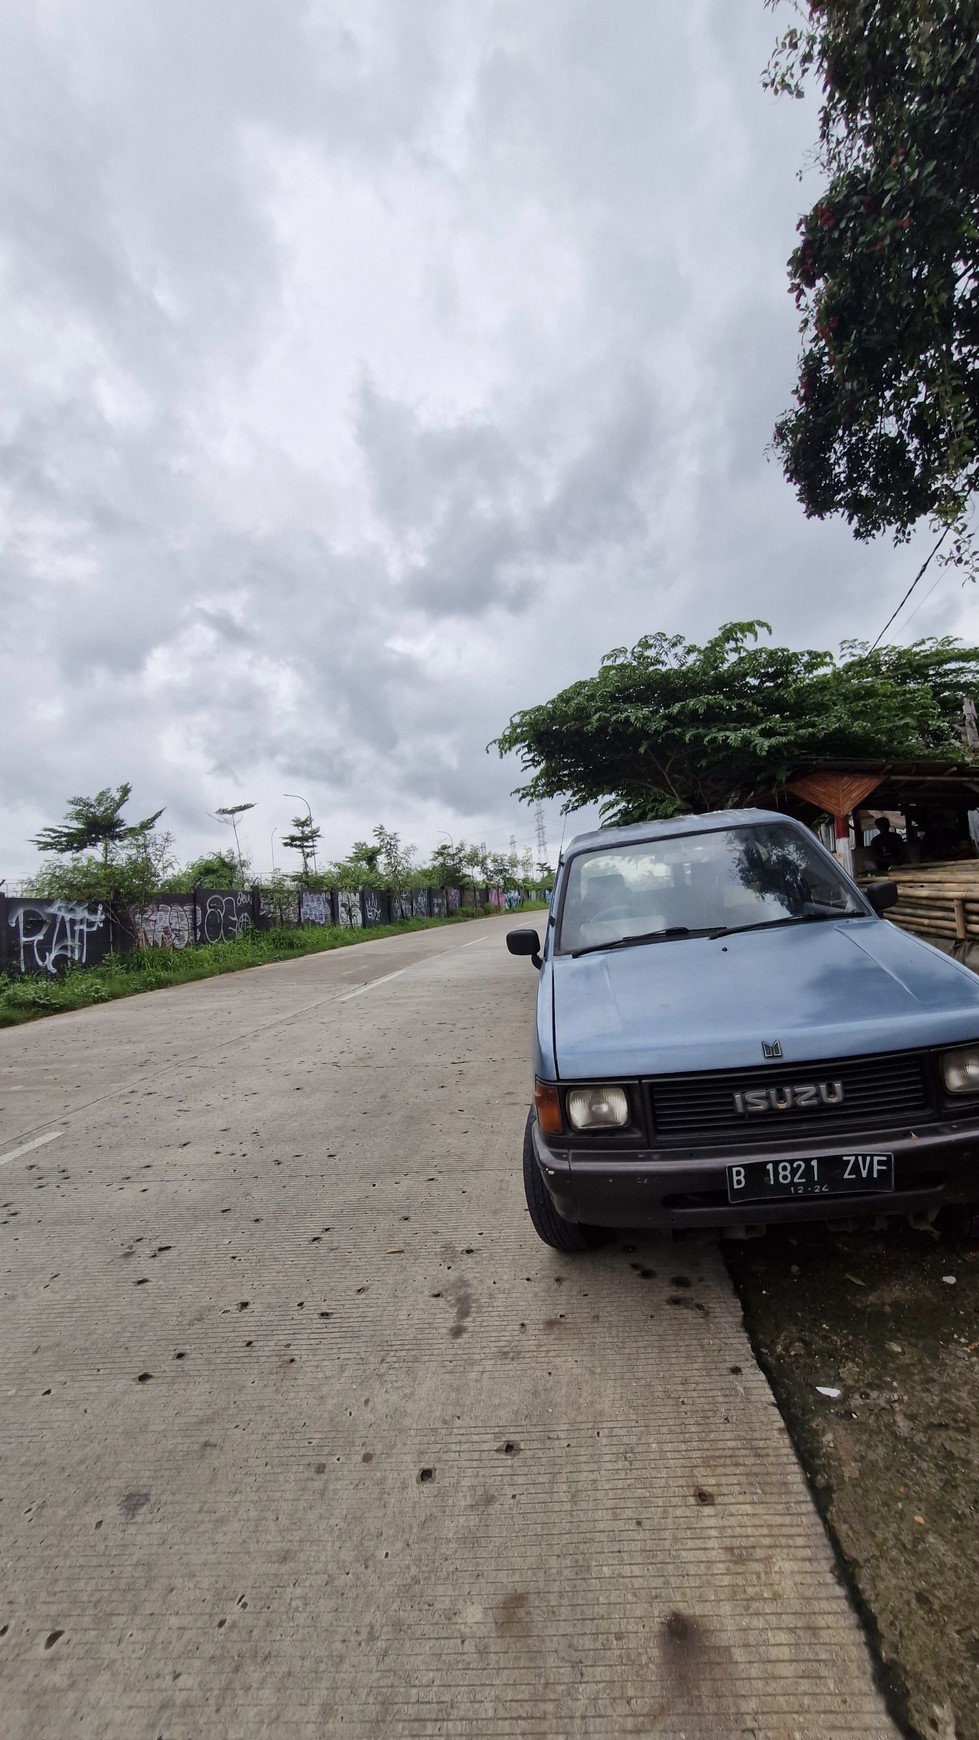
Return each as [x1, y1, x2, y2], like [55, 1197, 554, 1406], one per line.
[0, 918, 898, 1738]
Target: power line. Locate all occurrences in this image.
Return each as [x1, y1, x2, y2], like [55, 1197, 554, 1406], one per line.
[896, 566, 946, 638]
[869, 524, 952, 652]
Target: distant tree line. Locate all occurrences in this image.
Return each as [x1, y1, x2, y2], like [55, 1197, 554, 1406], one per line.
[18, 788, 549, 909]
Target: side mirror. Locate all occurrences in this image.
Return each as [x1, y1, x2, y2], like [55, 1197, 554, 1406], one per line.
[865, 880, 898, 915]
[507, 927, 542, 968]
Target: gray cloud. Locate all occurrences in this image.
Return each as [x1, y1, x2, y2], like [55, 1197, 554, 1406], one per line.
[1, 0, 964, 882]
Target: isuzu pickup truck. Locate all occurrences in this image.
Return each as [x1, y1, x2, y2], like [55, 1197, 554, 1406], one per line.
[507, 810, 979, 1247]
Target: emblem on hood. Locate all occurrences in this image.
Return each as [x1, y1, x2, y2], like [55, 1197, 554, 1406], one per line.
[762, 1041, 782, 1060]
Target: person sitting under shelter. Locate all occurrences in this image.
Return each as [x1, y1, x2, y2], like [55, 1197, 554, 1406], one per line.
[865, 816, 905, 873]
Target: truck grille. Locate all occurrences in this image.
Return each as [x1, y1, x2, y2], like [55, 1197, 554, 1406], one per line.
[646, 1051, 932, 1148]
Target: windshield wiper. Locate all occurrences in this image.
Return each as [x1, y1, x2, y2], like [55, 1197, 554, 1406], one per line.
[570, 926, 701, 958]
[568, 909, 858, 958]
[707, 911, 856, 939]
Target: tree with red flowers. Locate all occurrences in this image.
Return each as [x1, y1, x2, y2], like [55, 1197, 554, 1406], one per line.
[766, 1, 979, 575]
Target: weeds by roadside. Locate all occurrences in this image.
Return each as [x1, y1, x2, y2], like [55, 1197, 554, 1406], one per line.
[0, 905, 546, 1027]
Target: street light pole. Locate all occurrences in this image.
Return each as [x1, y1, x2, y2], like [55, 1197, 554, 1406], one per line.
[270, 828, 278, 873]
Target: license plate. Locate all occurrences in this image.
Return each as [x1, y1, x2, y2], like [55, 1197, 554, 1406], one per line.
[726, 1153, 894, 1203]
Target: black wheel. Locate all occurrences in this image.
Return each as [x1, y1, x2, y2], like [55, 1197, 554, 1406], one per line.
[522, 1109, 594, 1251]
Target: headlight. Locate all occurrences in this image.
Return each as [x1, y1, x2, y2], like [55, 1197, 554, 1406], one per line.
[566, 1085, 630, 1130]
[941, 1044, 979, 1094]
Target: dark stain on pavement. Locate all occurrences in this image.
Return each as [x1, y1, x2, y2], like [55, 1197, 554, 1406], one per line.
[448, 1280, 472, 1339]
[496, 1590, 529, 1634]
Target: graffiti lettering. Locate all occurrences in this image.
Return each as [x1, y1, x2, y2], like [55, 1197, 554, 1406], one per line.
[299, 890, 332, 926]
[430, 890, 447, 918]
[262, 888, 300, 926]
[201, 893, 251, 944]
[447, 887, 461, 912]
[362, 889, 383, 926]
[7, 900, 107, 976]
[136, 901, 193, 950]
[412, 890, 430, 919]
[337, 891, 363, 929]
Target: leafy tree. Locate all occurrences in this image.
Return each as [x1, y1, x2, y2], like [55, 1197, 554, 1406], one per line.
[494, 619, 979, 824]
[24, 847, 167, 914]
[463, 843, 488, 904]
[212, 802, 255, 886]
[487, 852, 520, 899]
[426, 840, 471, 890]
[372, 825, 416, 892]
[160, 850, 240, 892]
[766, 0, 979, 573]
[347, 839, 383, 875]
[31, 784, 165, 865]
[280, 812, 322, 885]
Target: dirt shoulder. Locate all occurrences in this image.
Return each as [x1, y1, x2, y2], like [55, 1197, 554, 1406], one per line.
[726, 1222, 979, 1740]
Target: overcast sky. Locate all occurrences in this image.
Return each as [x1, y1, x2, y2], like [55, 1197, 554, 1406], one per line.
[2, 0, 976, 884]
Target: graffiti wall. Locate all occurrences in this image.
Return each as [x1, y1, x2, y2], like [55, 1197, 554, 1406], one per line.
[336, 891, 363, 929]
[298, 890, 333, 926]
[4, 898, 112, 976]
[199, 891, 253, 944]
[362, 889, 387, 926]
[261, 887, 301, 927]
[133, 899, 195, 950]
[0, 884, 537, 975]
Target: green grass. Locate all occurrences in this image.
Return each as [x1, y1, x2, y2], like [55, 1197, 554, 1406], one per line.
[0, 903, 548, 1028]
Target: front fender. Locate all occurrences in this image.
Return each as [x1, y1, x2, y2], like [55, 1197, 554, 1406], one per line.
[533, 954, 558, 1081]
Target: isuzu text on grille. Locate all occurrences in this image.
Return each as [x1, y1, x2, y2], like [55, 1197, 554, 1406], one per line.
[733, 1081, 845, 1114]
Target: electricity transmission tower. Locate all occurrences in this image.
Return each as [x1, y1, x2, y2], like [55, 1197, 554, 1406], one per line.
[534, 804, 548, 871]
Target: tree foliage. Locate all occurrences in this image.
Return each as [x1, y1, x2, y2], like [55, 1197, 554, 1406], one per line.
[212, 802, 255, 886]
[494, 620, 979, 824]
[24, 833, 178, 911]
[159, 850, 241, 892]
[766, 0, 979, 567]
[280, 812, 322, 884]
[427, 841, 470, 889]
[31, 784, 165, 864]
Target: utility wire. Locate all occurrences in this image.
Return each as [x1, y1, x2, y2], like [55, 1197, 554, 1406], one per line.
[896, 567, 946, 638]
[869, 524, 952, 651]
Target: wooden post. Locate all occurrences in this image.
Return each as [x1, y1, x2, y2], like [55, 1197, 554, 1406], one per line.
[954, 896, 967, 939]
[964, 697, 979, 750]
[835, 813, 855, 877]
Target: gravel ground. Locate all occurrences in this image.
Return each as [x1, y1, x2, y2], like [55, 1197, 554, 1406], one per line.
[727, 1222, 979, 1740]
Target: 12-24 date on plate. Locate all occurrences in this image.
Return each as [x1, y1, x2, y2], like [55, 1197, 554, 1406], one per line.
[727, 1153, 894, 1203]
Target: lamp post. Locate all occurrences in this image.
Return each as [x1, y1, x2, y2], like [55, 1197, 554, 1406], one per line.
[270, 828, 278, 874]
[283, 793, 318, 873]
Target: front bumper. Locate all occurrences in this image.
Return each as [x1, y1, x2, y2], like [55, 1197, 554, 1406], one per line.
[532, 1119, 979, 1230]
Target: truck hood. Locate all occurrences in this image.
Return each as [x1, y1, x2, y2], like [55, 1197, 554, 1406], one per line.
[551, 917, 979, 1077]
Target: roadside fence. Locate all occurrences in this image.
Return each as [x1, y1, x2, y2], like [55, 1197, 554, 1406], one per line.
[0, 885, 541, 978]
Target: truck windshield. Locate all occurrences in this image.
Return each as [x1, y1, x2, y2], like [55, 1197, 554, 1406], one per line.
[556, 824, 864, 955]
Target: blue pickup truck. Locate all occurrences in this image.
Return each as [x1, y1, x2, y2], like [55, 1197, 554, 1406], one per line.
[507, 810, 979, 1247]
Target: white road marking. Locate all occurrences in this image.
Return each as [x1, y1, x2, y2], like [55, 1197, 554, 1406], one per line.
[0, 1130, 64, 1168]
[338, 966, 412, 1002]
